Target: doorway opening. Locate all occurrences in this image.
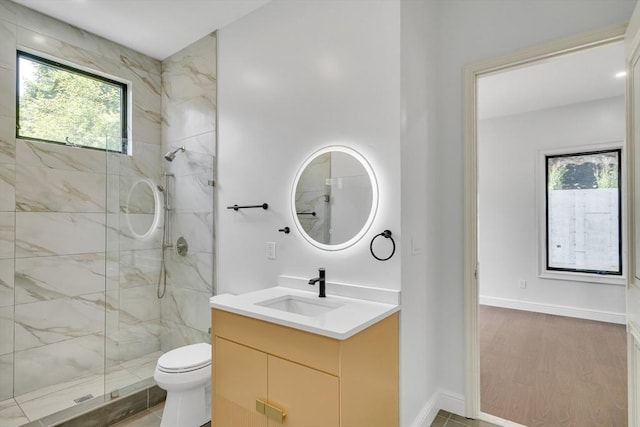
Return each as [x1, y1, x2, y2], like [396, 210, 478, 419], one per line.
[464, 24, 629, 426]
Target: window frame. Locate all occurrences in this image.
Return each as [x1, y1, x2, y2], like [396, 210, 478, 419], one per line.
[538, 143, 626, 286]
[16, 50, 129, 154]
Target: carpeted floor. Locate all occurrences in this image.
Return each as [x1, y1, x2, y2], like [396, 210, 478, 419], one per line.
[480, 305, 627, 426]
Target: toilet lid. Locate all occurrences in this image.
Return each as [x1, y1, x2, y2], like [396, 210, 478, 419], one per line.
[157, 343, 211, 373]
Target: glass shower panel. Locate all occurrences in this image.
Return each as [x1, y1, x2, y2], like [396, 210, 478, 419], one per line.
[8, 138, 109, 421]
[104, 139, 164, 397]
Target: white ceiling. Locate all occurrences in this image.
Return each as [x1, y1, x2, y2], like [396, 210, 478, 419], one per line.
[479, 41, 626, 120]
[10, 0, 270, 60]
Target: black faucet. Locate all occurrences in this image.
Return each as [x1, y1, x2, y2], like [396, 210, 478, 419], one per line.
[308, 268, 326, 298]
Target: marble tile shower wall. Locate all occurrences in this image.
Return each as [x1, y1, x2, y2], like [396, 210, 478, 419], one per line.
[0, 0, 162, 400]
[160, 33, 216, 352]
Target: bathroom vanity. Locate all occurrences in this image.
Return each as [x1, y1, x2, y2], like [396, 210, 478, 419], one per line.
[210, 281, 399, 427]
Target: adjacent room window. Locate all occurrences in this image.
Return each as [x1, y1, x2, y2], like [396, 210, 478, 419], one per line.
[17, 51, 128, 153]
[545, 149, 622, 275]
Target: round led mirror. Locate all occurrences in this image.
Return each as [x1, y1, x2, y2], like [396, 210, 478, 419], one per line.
[126, 178, 162, 240]
[291, 146, 378, 251]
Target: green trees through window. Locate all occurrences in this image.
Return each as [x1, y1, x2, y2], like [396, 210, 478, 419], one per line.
[545, 149, 622, 275]
[17, 51, 127, 153]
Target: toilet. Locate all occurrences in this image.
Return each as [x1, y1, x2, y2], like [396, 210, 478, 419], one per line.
[153, 343, 212, 427]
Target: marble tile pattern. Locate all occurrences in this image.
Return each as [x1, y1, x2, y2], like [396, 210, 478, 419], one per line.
[0, 18, 17, 70]
[0, 212, 14, 259]
[0, 399, 29, 427]
[119, 249, 162, 289]
[15, 212, 107, 258]
[160, 32, 216, 353]
[15, 164, 106, 213]
[0, 258, 14, 307]
[161, 33, 217, 145]
[0, 354, 12, 400]
[17, 139, 106, 174]
[0, 116, 15, 163]
[0, 162, 15, 212]
[0, 0, 164, 410]
[14, 333, 106, 395]
[0, 354, 163, 425]
[164, 250, 212, 293]
[0, 2, 216, 421]
[0, 66, 15, 118]
[15, 253, 108, 304]
[0, 306, 13, 355]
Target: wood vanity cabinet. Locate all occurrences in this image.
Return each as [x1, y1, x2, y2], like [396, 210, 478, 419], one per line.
[211, 309, 399, 427]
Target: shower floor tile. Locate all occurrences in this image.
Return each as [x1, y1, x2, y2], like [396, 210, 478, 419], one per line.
[0, 398, 29, 427]
[12, 351, 163, 423]
[17, 372, 106, 421]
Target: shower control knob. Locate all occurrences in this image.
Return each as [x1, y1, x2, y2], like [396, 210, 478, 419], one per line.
[176, 236, 188, 257]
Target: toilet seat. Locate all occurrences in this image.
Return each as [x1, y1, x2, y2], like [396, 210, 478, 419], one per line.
[157, 343, 211, 373]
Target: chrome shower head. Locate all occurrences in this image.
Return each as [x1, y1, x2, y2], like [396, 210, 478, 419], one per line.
[164, 146, 185, 162]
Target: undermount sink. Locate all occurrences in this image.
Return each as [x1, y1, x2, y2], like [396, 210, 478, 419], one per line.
[256, 295, 342, 316]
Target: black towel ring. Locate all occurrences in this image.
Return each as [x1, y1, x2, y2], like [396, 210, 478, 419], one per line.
[370, 230, 395, 261]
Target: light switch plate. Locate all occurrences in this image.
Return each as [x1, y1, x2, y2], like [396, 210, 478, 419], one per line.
[266, 242, 276, 260]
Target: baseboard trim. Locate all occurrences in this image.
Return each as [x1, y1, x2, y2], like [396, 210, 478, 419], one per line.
[408, 391, 440, 427]
[407, 389, 466, 427]
[479, 296, 626, 324]
[437, 389, 466, 418]
[479, 412, 527, 427]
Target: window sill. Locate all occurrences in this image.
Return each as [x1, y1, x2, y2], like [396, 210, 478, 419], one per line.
[539, 270, 626, 286]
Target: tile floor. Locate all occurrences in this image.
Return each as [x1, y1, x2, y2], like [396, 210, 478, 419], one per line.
[0, 356, 498, 427]
[111, 402, 212, 427]
[111, 407, 491, 427]
[431, 410, 501, 427]
[0, 351, 162, 427]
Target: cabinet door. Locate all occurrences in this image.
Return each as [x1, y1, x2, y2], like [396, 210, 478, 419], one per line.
[267, 355, 339, 427]
[214, 337, 268, 427]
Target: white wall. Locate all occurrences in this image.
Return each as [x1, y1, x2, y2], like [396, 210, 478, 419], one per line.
[437, 0, 636, 406]
[479, 96, 626, 322]
[217, 0, 401, 295]
[217, 0, 637, 422]
[400, 0, 441, 424]
[218, 1, 444, 425]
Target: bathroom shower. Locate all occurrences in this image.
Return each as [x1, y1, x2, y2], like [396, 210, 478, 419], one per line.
[157, 146, 189, 298]
[164, 145, 185, 162]
[157, 174, 171, 298]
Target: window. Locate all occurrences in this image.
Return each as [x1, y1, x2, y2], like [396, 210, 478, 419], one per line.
[545, 149, 622, 276]
[17, 51, 128, 153]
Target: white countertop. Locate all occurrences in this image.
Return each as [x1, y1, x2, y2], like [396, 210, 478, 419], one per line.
[209, 285, 399, 340]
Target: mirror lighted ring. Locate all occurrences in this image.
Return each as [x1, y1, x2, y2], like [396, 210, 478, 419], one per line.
[292, 146, 378, 251]
[126, 178, 162, 239]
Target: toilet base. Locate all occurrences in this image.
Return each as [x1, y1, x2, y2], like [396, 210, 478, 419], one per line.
[160, 384, 211, 427]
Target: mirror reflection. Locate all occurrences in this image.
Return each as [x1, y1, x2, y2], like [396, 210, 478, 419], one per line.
[126, 178, 162, 239]
[292, 146, 377, 250]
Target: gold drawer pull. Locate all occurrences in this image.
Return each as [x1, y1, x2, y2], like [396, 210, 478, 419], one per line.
[255, 399, 286, 423]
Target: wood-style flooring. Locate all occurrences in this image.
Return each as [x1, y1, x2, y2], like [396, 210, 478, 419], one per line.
[480, 305, 627, 427]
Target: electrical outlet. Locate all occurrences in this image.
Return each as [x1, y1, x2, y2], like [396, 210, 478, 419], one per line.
[266, 242, 276, 260]
[519, 279, 527, 289]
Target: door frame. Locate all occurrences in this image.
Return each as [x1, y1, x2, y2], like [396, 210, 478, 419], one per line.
[462, 23, 628, 420]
